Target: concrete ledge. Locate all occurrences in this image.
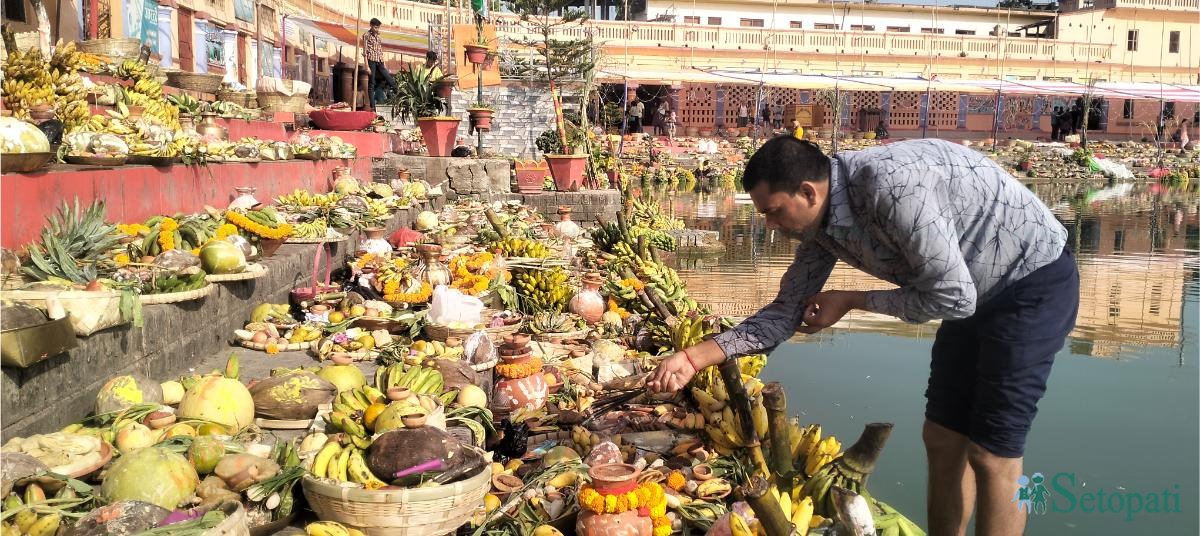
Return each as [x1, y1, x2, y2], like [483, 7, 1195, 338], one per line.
[0, 210, 415, 441]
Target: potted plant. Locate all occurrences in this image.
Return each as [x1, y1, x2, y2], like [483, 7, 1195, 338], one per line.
[464, 36, 492, 65]
[434, 75, 458, 100]
[467, 102, 496, 131]
[514, 159, 550, 194]
[389, 65, 459, 157]
[537, 127, 588, 192]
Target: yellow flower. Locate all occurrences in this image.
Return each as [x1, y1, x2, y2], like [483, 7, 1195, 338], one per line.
[215, 223, 239, 240]
[266, 343, 279, 355]
[666, 470, 686, 491]
[114, 253, 130, 265]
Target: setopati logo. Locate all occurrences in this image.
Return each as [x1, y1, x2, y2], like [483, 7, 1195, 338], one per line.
[1015, 472, 1183, 521]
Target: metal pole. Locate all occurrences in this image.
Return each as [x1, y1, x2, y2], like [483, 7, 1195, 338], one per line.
[351, 0, 362, 110]
[476, 14, 484, 157]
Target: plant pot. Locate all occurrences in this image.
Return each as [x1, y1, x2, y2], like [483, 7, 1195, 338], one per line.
[576, 464, 654, 536]
[493, 374, 548, 413]
[546, 154, 589, 192]
[434, 77, 457, 100]
[468, 108, 494, 131]
[417, 116, 461, 157]
[463, 44, 489, 65]
[515, 165, 549, 193]
[258, 238, 284, 258]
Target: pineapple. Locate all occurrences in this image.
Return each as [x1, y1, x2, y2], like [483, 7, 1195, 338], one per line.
[22, 199, 121, 284]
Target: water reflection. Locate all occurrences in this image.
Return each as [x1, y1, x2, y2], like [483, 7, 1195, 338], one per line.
[659, 182, 1200, 361]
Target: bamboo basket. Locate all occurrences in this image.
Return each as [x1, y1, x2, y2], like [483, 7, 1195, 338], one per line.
[77, 38, 142, 58]
[217, 90, 254, 108]
[301, 463, 491, 536]
[206, 263, 268, 283]
[166, 72, 224, 94]
[201, 501, 250, 536]
[1, 289, 128, 336]
[531, 328, 590, 343]
[424, 311, 523, 344]
[258, 92, 308, 114]
[239, 339, 317, 352]
[139, 283, 215, 305]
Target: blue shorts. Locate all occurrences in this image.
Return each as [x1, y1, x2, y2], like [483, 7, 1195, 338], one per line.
[925, 249, 1080, 458]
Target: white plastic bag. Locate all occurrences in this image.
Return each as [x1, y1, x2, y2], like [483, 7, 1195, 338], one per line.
[428, 285, 484, 326]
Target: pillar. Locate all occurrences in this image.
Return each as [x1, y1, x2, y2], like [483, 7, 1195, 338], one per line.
[880, 91, 892, 124]
[956, 94, 968, 129]
[273, 47, 283, 78]
[156, 5, 173, 68]
[1099, 99, 1110, 132]
[247, 38, 258, 89]
[993, 94, 1006, 133]
[1031, 95, 1045, 132]
[840, 93, 851, 129]
[222, 30, 238, 85]
[193, 17, 208, 73]
[714, 85, 727, 128]
[668, 85, 681, 118]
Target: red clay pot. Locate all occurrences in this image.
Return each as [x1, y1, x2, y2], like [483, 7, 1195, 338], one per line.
[417, 117, 461, 157]
[546, 154, 589, 192]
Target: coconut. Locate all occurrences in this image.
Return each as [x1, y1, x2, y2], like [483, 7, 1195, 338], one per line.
[415, 211, 440, 231]
[366, 427, 466, 482]
[96, 375, 163, 414]
[249, 371, 337, 420]
[100, 447, 199, 509]
[456, 385, 488, 408]
[177, 375, 255, 431]
[160, 381, 185, 405]
[213, 453, 279, 491]
[199, 240, 247, 274]
[315, 364, 366, 392]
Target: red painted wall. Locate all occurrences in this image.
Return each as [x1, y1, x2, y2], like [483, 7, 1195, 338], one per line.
[1, 158, 373, 249]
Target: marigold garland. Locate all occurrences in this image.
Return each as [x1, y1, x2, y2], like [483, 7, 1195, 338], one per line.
[495, 357, 543, 379]
[114, 253, 131, 265]
[117, 223, 150, 236]
[619, 278, 645, 291]
[578, 481, 670, 536]
[383, 281, 432, 304]
[607, 297, 631, 320]
[214, 223, 239, 240]
[450, 273, 490, 296]
[225, 210, 293, 240]
[666, 470, 686, 491]
[156, 217, 179, 251]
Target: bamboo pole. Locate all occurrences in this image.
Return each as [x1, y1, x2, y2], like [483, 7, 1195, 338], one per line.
[718, 359, 769, 477]
[351, 0, 362, 110]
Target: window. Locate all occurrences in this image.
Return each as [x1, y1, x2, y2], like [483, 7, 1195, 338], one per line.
[814, 23, 838, 30]
[921, 27, 945, 35]
[790, 21, 803, 29]
[1168, 31, 1180, 53]
[740, 18, 764, 28]
[683, 16, 699, 24]
[1126, 30, 1138, 52]
[1163, 101, 1176, 119]
[886, 26, 910, 33]
[1122, 99, 1134, 119]
[707, 17, 722, 25]
[955, 29, 976, 36]
[850, 24, 874, 31]
[2, 0, 26, 22]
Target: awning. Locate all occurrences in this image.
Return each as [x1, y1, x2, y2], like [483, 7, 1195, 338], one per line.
[283, 16, 430, 57]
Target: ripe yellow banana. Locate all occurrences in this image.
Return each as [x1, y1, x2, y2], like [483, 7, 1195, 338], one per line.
[347, 449, 387, 490]
[728, 512, 754, 536]
[791, 496, 814, 529]
[305, 521, 351, 536]
[311, 441, 342, 478]
[25, 514, 60, 536]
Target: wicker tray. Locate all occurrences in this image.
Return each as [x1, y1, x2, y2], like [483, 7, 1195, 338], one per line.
[140, 283, 215, 305]
[239, 339, 317, 352]
[1, 152, 54, 173]
[206, 263, 268, 283]
[301, 462, 491, 536]
[127, 155, 178, 167]
[286, 232, 347, 244]
[258, 92, 308, 114]
[424, 319, 522, 344]
[166, 71, 224, 94]
[531, 328, 590, 343]
[77, 38, 142, 58]
[254, 417, 314, 430]
[66, 155, 126, 167]
[294, 150, 328, 161]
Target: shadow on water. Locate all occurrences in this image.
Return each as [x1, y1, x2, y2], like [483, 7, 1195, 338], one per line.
[651, 182, 1200, 535]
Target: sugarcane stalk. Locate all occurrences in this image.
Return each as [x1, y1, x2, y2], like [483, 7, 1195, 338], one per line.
[637, 234, 651, 261]
[839, 422, 894, 480]
[761, 382, 794, 478]
[742, 476, 796, 536]
[616, 210, 630, 240]
[484, 208, 508, 238]
[718, 359, 769, 477]
[621, 266, 674, 322]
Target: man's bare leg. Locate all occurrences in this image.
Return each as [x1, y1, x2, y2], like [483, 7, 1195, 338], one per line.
[924, 420, 976, 536]
[968, 442, 1026, 536]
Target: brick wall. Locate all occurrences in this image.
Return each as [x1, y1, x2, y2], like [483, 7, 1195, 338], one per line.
[451, 81, 571, 159]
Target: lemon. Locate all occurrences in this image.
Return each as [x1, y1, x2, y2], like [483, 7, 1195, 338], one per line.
[484, 493, 501, 513]
[350, 304, 367, 317]
[328, 311, 345, 323]
[356, 335, 375, 351]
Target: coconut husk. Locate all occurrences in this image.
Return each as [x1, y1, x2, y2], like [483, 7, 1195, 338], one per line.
[248, 371, 336, 420]
[366, 426, 467, 484]
[96, 375, 163, 415]
[0, 452, 48, 497]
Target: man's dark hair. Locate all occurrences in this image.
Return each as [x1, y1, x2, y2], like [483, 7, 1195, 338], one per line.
[426, 50, 438, 62]
[370, 18, 382, 26]
[741, 136, 831, 194]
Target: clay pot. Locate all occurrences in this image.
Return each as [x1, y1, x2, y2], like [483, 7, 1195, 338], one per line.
[445, 336, 463, 348]
[569, 272, 606, 324]
[387, 387, 412, 401]
[401, 412, 427, 428]
[493, 374, 548, 412]
[330, 353, 354, 365]
[144, 411, 177, 429]
[691, 463, 714, 481]
[509, 333, 531, 347]
[576, 463, 654, 536]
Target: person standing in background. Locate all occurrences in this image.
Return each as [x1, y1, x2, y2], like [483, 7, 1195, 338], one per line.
[363, 18, 395, 111]
[737, 103, 750, 128]
[627, 99, 645, 134]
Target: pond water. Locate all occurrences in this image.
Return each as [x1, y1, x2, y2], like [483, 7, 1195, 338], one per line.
[655, 181, 1199, 535]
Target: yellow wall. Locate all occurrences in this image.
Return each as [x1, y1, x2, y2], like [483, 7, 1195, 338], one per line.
[1056, 8, 1200, 82]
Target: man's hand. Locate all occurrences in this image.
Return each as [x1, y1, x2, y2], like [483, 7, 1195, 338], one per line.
[797, 290, 867, 334]
[646, 352, 697, 394]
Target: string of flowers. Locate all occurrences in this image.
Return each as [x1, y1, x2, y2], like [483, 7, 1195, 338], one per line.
[496, 356, 543, 380]
[382, 280, 432, 304]
[158, 217, 178, 251]
[608, 297, 630, 319]
[117, 223, 150, 236]
[114, 253, 131, 265]
[578, 481, 671, 536]
[666, 470, 686, 492]
[191, 224, 241, 255]
[225, 210, 293, 240]
[450, 273, 490, 296]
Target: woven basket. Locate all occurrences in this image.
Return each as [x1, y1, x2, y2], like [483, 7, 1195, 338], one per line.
[425, 319, 522, 344]
[140, 283, 215, 305]
[258, 92, 308, 114]
[206, 263, 268, 283]
[217, 90, 253, 108]
[240, 339, 317, 352]
[78, 38, 142, 58]
[531, 328, 590, 343]
[301, 464, 491, 536]
[202, 501, 250, 536]
[166, 71, 224, 94]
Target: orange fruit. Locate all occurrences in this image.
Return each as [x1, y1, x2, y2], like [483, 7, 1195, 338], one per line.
[363, 401, 388, 431]
[328, 311, 345, 323]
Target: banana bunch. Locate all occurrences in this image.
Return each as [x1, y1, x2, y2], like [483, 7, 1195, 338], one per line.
[145, 270, 207, 294]
[132, 77, 164, 100]
[702, 405, 753, 456]
[287, 325, 323, 344]
[167, 94, 203, 115]
[2, 43, 90, 130]
[871, 500, 927, 536]
[492, 237, 551, 259]
[570, 425, 600, 455]
[373, 364, 445, 395]
[250, 303, 292, 323]
[639, 262, 695, 308]
[628, 225, 677, 252]
[409, 340, 462, 362]
[799, 435, 866, 519]
[588, 220, 630, 252]
[310, 441, 386, 490]
[794, 424, 841, 478]
[514, 267, 572, 313]
[671, 313, 717, 352]
[291, 218, 330, 239]
[1, 485, 69, 536]
[629, 197, 686, 231]
[276, 189, 343, 210]
[113, 59, 148, 80]
[527, 311, 584, 335]
[305, 521, 367, 536]
[133, 214, 223, 256]
[329, 388, 384, 449]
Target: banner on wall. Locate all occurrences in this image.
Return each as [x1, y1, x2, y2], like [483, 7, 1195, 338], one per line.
[142, 0, 158, 53]
[234, 0, 255, 23]
[124, 0, 143, 40]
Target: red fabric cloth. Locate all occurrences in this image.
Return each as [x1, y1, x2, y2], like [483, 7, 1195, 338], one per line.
[389, 227, 423, 248]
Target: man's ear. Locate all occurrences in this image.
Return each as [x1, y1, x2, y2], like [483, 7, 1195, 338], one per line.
[799, 181, 818, 206]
